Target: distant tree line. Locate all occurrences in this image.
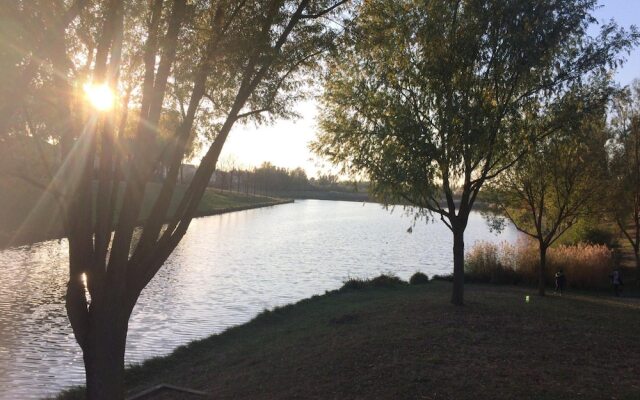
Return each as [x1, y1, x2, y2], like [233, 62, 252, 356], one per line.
[175, 161, 366, 196]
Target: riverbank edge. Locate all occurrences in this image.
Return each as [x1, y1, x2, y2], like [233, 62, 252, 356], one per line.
[191, 198, 293, 218]
[0, 198, 293, 250]
[55, 279, 640, 400]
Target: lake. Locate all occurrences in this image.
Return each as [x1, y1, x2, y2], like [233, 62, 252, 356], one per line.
[0, 200, 518, 399]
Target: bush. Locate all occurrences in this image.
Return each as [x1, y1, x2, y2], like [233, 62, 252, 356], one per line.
[409, 272, 430, 285]
[340, 278, 368, 290]
[340, 274, 406, 291]
[559, 221, 618, 248]
[370, 274, 406, 287]
[465, 239, 614, 289]
[580, 227, 617, 247]
[431, 274, 453, 282]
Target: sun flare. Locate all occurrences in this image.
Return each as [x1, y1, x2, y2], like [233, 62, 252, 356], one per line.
[83, 82, 115, 111]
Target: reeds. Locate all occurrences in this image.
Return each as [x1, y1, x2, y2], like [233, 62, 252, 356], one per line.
[465, 239, 614, 289]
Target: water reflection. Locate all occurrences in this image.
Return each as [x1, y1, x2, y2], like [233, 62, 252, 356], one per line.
[0, 200, 517, 399]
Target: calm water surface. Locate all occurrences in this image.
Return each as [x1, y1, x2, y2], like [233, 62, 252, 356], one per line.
[0, 200, 518, 399]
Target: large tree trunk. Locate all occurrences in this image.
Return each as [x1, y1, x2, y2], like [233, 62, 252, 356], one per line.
[451, 227, 465, 305]
[538, 244, 547, 296]
[83, 304, 130, 400]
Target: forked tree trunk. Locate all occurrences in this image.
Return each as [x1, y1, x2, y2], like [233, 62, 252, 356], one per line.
[451, 227, 465, 305]
[538, 244, 547, 296]
[57, 3, 332, 399]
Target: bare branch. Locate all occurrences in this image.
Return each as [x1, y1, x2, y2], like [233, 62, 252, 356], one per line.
[300, 0, 348, 19]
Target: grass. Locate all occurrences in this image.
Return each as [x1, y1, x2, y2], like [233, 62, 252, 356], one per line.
[0, 178, 288, 247]
[57, 280, 640, 400]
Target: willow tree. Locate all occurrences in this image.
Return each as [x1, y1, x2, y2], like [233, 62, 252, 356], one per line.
[486, 82, 612, 295]
[312, 0, 637, 305]
[2, 0, 347, 398]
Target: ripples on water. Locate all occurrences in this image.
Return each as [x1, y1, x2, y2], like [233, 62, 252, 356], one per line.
[0, 200, 517, 399]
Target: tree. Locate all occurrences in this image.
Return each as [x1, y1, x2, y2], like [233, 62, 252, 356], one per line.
[0, 0, 89, 136]
[312, 0, 637, 305]
[486, 83, 611, 295]
[2, 1, 347, 398]
[607, 80, 640, 280]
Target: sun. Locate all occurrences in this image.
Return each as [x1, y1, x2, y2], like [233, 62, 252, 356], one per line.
[83, 82, 115, 111]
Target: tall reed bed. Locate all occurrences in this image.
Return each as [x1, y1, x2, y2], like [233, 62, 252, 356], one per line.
[465, 239, 614, 289]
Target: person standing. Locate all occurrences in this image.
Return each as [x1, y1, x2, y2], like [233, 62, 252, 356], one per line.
[555, 269, 566, 295]
[610, 268, 623, 297]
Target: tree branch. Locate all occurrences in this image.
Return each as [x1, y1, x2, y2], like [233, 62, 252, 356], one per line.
[300, 0, 348, 19]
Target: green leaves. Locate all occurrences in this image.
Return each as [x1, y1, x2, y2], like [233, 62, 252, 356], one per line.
[313, 0, 637, 220]
[488, 81, 611, 247]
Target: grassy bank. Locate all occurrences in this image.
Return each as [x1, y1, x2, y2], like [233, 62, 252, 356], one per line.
[0, 178, 290, 248]
[58, 280, 640, 400]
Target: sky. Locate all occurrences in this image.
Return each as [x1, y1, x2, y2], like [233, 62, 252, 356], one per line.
[217, 0, 640, 178]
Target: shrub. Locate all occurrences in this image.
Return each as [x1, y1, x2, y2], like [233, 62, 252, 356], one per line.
[561, 223, 618, 248]
[581, 227, 617, 247]
[465, 239, 614, 289]
[370, 274, 406, 287]
[409, 272, 430, 285]
[340, 274, 406, 291]
[431, 274, 453, 282]
[340, 278, 368, 290]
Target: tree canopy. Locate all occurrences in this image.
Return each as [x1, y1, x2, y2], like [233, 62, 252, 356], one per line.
[313, 0, 638, 304]
[607, 80, 640, 274]
[486, 81, 612, 294]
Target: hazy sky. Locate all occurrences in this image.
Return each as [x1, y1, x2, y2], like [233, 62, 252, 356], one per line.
[217, 0, 640, 178]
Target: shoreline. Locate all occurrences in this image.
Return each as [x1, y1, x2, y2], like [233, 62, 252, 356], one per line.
[191, 198, 293, 218]
[0, 198, 293, 250]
